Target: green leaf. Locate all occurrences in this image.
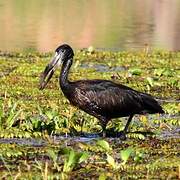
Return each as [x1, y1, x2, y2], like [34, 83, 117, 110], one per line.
[129, 68, 142, 75]
[7, 109, 22, 128]
[120, 147, 133, 164]
[45, 111, 54, 120]
[137, 134, 145, 140]
[146, 77, 154, 87]
[47, 149, 57, 164]
[63, 150, 76, 172]
[78, 152, 89, 163]
[154, 68, 164, 77]
[98, 173, 107, 180]
[106, 154, 116, 169]
[97, 140, 111, 151]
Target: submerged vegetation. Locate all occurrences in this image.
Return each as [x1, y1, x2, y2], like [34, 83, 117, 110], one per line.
[0, 49, 179, 179]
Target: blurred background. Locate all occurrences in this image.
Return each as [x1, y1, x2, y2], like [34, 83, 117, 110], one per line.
[0, 0, 180, 52]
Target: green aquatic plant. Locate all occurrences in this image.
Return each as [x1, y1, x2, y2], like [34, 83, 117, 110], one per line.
[46, 148, 61, 172]
[0, 99, 22, 129]
[128, 68, 142, 76]
[96, 140, 111, 152]
[0, 49, 179, 179]
[106, 147, 135, 169]
[63, 149, 89, 173]
[120, 147, 134, 165]
[106, 154, 119, 170]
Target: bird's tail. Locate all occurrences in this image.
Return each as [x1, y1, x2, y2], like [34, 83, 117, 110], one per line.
[141, 93, 165, 114]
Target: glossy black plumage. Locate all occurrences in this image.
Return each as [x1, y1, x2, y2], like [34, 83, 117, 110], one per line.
[39, 44, 164, 139]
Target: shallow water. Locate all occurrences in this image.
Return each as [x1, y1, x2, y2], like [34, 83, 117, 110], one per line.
[0, 128, 179, 147]
[0, 138, 46, 147]
[0, 0, 180, 52]
[80, 63, 126, 72]
[159, 128, 180, 140]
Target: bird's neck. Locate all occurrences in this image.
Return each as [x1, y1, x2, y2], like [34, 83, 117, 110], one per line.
[59, 58, 72, 90]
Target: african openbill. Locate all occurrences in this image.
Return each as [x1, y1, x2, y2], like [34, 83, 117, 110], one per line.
[39, 44, 164, 140]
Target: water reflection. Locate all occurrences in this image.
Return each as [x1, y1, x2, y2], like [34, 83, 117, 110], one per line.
[0, 0, 180, 52]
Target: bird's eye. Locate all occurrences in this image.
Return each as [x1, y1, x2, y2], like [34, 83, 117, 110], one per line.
[61, 49, 65, 53]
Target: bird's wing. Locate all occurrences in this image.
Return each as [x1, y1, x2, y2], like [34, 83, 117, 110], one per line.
[73, 80, 143, 116]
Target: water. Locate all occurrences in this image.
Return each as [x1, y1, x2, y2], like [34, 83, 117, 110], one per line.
[0, 0, 180, 52]
[80, 63, 126, 72]
[0, 127, 179, 146]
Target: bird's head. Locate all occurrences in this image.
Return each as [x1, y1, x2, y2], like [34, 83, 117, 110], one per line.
[39, 44, 74, 90]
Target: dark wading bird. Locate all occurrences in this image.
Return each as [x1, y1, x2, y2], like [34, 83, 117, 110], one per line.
[39, 44, 164, 140]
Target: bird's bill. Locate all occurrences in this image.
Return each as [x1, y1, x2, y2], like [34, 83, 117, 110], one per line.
[39, 52, 62, 90]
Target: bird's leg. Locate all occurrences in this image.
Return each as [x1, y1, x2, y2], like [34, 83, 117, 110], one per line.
[80, 118, 85, 135]
[99, 118, 107, 138]
[102, 124, 107, 138]
[119, 114, 134, 140]
[124, 114, 134, 133]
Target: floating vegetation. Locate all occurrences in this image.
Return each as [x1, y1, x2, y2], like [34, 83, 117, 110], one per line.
[0, 49, 179, 179]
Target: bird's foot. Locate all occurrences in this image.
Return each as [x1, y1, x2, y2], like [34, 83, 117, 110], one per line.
[102, 131, 106, 138]
[116, 131, 127, 141]
[99, 131, 106, 138]
[99, 129, 127, 140]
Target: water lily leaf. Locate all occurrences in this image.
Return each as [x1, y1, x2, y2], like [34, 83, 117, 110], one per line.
[97, 140, 111, 151]
[120, 147, 133, 164]
[98, 173, 107, 180]
[129, 68, 142, 75]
